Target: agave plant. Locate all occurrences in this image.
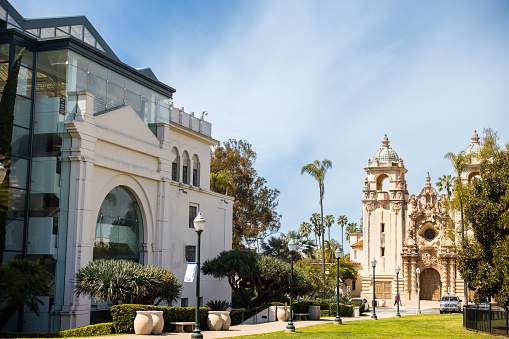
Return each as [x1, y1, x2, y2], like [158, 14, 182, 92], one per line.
[205, 299, 230, 311]
[75, 259, 182, 305]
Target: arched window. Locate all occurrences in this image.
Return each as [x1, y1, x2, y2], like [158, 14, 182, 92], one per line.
[376, 174, 390, 192]
[171, 147, 180, 181]
[192, 154, 200, 187]
[94, 186, 144, 263]
[182, 151, 190, 184]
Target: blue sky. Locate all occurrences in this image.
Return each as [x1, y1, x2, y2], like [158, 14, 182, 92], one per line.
[12, 0, 509, 253]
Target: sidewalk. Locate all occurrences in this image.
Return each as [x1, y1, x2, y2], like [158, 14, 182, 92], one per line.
[93, 300, 440, 339]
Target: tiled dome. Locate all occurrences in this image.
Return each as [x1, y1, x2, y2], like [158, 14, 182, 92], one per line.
[463, 130, 481, 159]
[373, 135, 399, 162]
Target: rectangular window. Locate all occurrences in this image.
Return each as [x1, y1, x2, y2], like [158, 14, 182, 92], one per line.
[185, 245, 196, 262]
[172, 162, 178, 181]
[354, 250, 357, 260]
[192, 169, 198, 187]
[189, 206, 197, 228]
[181, 298, 188, 307]
[381, 223, 385, 233]
[381, 247, 385, 257]
[352, 280, 356, 291]
[183, 165, 188, 184]
[199, 297, 203, 307]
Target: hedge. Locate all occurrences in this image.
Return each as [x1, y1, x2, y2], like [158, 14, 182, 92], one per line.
[110, 304, 208, 333]
[0, 322, 115, 338]
[329, 303, 354, 317]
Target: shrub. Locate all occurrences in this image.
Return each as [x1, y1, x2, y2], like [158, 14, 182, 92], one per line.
[110, 304, 208, 333]
[0, 322, 115, 338]
[314, 300, 332, 310]
[292, 301, 313, 314]
[329, 303, 354, 317]
[349, 300, 365, 314]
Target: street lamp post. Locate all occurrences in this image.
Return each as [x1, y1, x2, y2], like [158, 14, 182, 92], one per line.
[371, 257, 377, 320]
[396, 265, 401, 318]
[416, 267, 421, 315]
[286, 239, 297, 333]
[192, 212, 206, 339]
[334, 248, 343, 325]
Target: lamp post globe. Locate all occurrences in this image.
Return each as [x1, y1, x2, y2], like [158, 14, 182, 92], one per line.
[286, 239, 297, 333]
[395, 265, 401, 318]
[334, 248, 343, 325]
[0, 162, 6, 184]
[192, 212, 206, 339]
[371, 257, 377, 320]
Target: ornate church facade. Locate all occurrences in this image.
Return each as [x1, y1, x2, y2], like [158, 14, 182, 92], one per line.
[349, 132, 481, 303]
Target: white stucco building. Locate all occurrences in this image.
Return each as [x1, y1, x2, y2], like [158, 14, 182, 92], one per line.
[0, 0, 232, 332]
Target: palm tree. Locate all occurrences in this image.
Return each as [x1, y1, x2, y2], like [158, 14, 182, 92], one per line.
[261, 235, 288, 261]
[436, 174, 453, 200]
[298, 221, 312, 240]
[310, 213, 321, 247]
[444, 152, 469, 242]
[323, 239, 340, 262]
[210, 169, 235, 195]
[337, 215, 348, 255]
[345, 222, 358, 241]
[284, 230, 316, 260]
[301, 158, 332, 297]
[324, 215, 335, 244]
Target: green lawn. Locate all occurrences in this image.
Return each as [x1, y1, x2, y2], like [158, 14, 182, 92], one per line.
[226, 314, 506, 339]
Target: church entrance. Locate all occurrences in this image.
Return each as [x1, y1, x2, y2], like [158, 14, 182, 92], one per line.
[420, 268, 441, 300]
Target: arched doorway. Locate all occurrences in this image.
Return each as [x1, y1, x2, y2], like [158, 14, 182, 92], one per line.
[420, 268, 441, 300]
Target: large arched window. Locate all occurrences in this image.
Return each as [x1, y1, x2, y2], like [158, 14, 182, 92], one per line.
[182, 151, 190, 184]
[94, 186, 144, 263]
[192, 154, 200, 187]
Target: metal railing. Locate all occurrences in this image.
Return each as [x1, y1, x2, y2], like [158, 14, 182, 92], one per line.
[464, 305, 508, 337]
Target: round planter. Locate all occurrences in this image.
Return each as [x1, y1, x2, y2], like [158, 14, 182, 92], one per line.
[207, 311, 224, 331]
[308, 305, 321, 320]
[218, 311, 231, 330]
[134, 311, 154, 335]
[276, 306, 288, 322]
[150, 311, 164, 334]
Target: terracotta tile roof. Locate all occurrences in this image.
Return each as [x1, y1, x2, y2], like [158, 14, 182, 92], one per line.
[351, 240, 363, 247]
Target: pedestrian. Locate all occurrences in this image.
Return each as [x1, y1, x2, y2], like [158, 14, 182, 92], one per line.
[394, 295, 398, 306]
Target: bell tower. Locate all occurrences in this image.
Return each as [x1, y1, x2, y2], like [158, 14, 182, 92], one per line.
[361, 135, 408, 301]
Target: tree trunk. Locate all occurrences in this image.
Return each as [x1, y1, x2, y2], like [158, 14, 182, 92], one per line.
[320, 188, 325, 299]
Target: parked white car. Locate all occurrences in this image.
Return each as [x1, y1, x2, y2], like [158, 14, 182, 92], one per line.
[349, 298, 369, 312]
[440, 295, 462, 313]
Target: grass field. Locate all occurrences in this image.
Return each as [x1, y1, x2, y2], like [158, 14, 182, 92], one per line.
[225, 314, 507, 339]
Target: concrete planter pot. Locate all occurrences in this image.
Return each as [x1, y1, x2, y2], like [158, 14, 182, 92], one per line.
[218, 311, 231, 330]
[276, 306, 289, 322]
[150, 311, 164, 334]
[207, 311, 224, 331]
[134, 311, 154, 335]
[308, 305, 321, 320]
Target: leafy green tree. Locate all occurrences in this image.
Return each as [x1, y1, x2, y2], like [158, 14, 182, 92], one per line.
[0, 259, 51, 329]
[323, 239, 340, 262]
[345, 222, 358, 241]
[328, 255, 358, 296]
[309, 213, 321, 247]
[458, 149, 509, 310]
[301, 158, 332, 297]
[75, 259, 182, 306]
[211, 140, 281, 248]
[202, 250, 312, 308]
[337, 215, 348, 251]
[0, 48, 25, 262]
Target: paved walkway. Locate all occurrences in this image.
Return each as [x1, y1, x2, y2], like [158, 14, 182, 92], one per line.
[93, 300, 440, 339]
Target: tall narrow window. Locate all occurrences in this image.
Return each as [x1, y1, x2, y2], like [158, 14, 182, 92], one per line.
[171, 147, 179, 181]
[352, 280, 356, 291]
[381, 223, 385, 233]
[381, 247, 385, 257]
[189, 205, 197, 228]
[181, 298, 188, 307]
[185, 245, 196, 262]
[192, 155, 200, 187]
[182, 151, 189, 184]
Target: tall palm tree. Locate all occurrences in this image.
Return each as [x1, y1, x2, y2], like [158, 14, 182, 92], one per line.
[444, 151, 469, 306]
[284, 230, 316, 260]
[337, 215, 348, 255]
[324, 215, 335, 244]
[436, 174, 453, 200]
[301, 158, 332, 297]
